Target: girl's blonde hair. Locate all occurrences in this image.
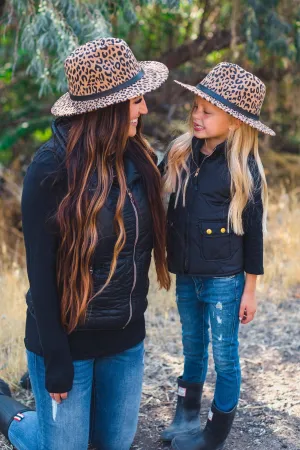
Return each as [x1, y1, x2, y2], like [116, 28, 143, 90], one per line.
[163, 111, 268, 235]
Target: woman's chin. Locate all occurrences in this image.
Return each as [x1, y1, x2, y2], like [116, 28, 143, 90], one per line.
[128, 127, 137, 137]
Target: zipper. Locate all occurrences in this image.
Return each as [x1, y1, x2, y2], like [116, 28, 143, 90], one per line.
[123, 188, 139, 328]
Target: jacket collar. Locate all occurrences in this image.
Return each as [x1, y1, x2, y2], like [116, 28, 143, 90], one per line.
[192, 137, 226, 163]
[51, 118, 141, 186]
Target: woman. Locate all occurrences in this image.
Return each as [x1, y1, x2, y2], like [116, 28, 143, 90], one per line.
[0, 37, 170, 450]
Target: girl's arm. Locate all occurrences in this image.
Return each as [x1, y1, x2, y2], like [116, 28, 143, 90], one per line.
[22, 150, 74, 394]
[239, 273, 257, 324]
[240, 158, 264, 324]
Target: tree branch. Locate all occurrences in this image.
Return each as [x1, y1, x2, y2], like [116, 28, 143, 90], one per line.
[199, 0, 210, 38]
[160, 29, 232, 70]
[0, 0, 6, 19]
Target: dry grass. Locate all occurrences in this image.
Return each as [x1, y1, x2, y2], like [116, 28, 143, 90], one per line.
[0, 269, 28, 386]
[261, 188, 300, 297]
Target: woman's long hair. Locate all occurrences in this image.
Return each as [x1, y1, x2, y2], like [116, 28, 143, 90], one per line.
[56, 102, 170, 333]
[163, 106, 268, 235]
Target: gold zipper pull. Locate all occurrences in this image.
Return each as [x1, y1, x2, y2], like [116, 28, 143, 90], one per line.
[194, 168, 200, 177]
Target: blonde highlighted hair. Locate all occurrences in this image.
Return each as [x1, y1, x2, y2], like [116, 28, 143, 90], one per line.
[163, 115, 268, 235]
[56, 103, 170, 334]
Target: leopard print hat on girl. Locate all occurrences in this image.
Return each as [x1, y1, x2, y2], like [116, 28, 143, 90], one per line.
[174, 62, 275, 136]
[51, 38, 169, 116]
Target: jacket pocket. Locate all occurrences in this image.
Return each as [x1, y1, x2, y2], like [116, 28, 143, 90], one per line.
[199, 220, 233, 261]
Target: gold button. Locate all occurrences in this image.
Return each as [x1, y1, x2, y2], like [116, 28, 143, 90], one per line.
[220, 228, 226, 233]
[206, 229, 212, 235]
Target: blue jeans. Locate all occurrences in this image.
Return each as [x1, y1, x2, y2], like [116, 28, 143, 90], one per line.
[8, 341, 144, 450]
[176, 273, 245, 412]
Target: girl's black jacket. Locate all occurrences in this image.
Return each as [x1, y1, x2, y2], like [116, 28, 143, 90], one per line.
[160, 137, 264, 277]
[22, 118, 153, 393]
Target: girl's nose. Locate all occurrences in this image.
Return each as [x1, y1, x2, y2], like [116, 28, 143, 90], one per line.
[139, 98, 148, 115]
[192, 108, 202, 120]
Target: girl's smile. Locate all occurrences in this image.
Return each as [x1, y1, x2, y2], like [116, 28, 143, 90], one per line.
[193, 122, 205, 132]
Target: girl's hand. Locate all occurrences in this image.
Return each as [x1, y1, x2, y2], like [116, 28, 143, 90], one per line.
[239, 289, 257, 324]
[50, 392, 68, 403]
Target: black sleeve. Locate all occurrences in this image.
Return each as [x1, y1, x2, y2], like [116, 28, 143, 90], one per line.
[158, 152, 168, 176]
[158, 158, 166, 176]
[21, 151, 74, 393]
[242, 159, 264, 275]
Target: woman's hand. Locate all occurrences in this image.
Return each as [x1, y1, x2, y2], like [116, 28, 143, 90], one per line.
[239, 273, 257, 325]
[50, 392, 68, 403]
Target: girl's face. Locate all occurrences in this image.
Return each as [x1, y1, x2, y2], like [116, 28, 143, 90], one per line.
[191, 96, 235, 141]
[128, 96, 148, 137]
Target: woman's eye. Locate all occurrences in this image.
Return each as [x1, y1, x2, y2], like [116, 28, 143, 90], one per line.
[134, 98, 143, 104]
[204, 111, 211, 115]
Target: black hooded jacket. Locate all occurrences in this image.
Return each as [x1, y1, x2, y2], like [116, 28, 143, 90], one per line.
[161, 137, 264, 277]
[22, 118, 153, 393]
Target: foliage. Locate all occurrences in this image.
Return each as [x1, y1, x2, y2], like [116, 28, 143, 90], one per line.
[0, 0, 299, 167]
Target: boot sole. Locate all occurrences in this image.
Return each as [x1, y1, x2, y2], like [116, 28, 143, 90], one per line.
[172, 440, 225, 450]
[161, 427, 201, 442]
[172, 444, 225, 450]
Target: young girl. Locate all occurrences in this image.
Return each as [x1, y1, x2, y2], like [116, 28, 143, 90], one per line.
[0, 38, 170, 450]
[161, 62, 275, 450]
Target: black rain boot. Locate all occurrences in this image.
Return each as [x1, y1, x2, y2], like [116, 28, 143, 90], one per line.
[161, 377, 204, 442]
[0, 378, 32, 440]
[171, 401, 237, 450]
[19, 372, 32, 391]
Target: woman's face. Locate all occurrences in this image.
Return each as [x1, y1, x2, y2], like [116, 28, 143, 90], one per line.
[191, 96, 234, 141]
[128, 96, 148, 137]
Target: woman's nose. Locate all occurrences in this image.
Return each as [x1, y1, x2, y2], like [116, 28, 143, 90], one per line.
[139, 98, 148, 115]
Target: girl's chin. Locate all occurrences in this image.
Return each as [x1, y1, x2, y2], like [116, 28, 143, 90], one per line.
[193, 130, 207, 137]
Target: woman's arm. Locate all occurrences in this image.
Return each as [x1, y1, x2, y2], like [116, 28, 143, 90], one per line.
[22, 150, 74, 394]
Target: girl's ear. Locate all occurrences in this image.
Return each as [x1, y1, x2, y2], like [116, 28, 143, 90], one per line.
[229, 118, 242, 131]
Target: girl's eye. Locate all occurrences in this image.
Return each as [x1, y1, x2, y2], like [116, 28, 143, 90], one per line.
[204, 111, 211, 115]
[134, 98, 143, 104]
[193, 104, 198, 109]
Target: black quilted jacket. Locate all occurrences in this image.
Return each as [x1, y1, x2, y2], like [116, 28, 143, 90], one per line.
[161, 137, 264, 277]
[22, 118, 153, 392]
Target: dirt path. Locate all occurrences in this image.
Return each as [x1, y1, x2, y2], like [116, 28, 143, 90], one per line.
[1, 291, 300, 449]
[134, 290, 300, 450]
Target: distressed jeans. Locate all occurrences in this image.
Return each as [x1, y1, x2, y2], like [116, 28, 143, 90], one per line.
[8, 341, 144, 450]
[176, 272, 245, 412]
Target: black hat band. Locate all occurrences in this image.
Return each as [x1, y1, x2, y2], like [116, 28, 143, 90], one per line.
[196, 84, 260, 121]
[69, 69, 145, 102]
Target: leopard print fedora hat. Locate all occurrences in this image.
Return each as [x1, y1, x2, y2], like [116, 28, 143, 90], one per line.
[174, 62, 275, 136]
[51, 38, 169, 116]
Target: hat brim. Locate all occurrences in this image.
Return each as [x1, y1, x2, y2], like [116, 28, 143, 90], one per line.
[51, 61, 169, 117]
[174, 80, 276, 136]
